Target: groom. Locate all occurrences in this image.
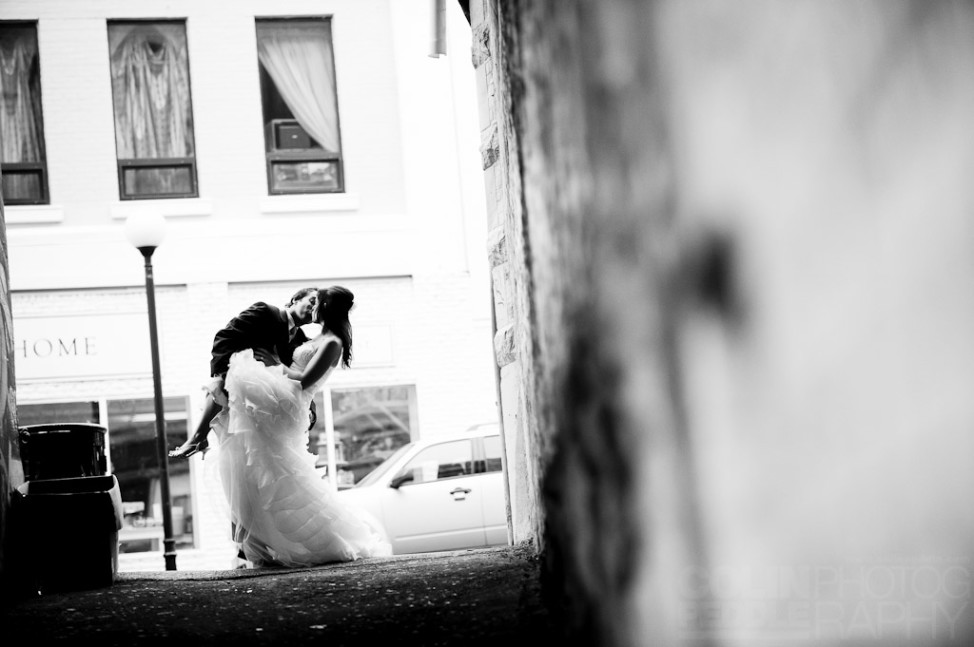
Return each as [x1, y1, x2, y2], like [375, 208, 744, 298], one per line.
[210, 287, 317, 378]
[169, 287, 318, 459]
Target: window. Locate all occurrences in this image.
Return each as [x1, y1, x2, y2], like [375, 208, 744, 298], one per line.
[395, 440, 474, 486]
[107, 21, 197, 200]
[310, 385, 416, 487]
[0, 22, 48, 205]
[482, 434, 504, 473]
[256, 18, 343, 194]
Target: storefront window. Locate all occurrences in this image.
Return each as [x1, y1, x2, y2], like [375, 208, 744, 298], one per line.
[17, 397, 196, 554]
[310, 385, 416, 489]
[107, 397, 193, 553]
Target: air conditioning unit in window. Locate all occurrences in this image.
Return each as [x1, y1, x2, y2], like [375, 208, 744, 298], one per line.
[266, 119, 311, 150]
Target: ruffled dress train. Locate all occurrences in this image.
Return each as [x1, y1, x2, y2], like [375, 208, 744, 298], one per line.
[207, 345, 390, 567]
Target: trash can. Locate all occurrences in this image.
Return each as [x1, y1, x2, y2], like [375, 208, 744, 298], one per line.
[18, 423, 108, 481]
[12, 474, 123, 594]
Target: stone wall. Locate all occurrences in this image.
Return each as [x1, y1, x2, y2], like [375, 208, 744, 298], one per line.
[0, 189, 21, 595]
[471, 1, 974, 645]
[471, 0, 548, 550]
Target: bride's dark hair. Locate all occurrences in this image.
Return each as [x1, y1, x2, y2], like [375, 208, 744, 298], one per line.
[315, 286, 354, 368]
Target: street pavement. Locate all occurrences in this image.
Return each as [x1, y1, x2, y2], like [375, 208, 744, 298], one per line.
[1, 545, 556, 646]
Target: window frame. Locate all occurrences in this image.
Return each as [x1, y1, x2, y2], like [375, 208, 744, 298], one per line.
[265, 149, 344, 196]
[115, 157, 197, 201]
[2, 162, 49, 206]
[0, 20, 50, 206]
[106, 19, 199, 201]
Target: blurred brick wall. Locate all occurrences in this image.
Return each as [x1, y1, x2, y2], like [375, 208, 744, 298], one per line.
[472, 0, 974, 645]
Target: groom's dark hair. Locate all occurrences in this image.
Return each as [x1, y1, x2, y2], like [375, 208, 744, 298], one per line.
[287, 287, 317, 306]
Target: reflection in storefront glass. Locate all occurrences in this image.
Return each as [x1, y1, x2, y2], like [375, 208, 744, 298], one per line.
[313, 386, 415, 488]
[107, 397, 192, 553]
[17, 401, 100, 426]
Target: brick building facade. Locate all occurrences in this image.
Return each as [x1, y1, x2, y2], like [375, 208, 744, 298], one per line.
[2, 0, 498, 571]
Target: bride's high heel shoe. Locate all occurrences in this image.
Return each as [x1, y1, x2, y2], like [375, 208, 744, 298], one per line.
[169, 437, 209, 460]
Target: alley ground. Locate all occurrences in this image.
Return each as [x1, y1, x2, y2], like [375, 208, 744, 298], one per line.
[1, 545, 557, 646]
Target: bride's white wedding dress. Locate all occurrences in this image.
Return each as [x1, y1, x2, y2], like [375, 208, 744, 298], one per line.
[207, 333, 391, 567]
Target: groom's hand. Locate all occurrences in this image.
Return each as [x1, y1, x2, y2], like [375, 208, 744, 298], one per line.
[253, 348, 281, 366]
[308, 401, 317, 431]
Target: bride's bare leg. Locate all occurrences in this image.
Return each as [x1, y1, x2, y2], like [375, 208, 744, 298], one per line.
[169, 394, 220, 459]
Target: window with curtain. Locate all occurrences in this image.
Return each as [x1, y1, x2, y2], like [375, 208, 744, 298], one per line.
[107, 20, 197, 200]
[256, 17, 344, 195]
[0, 22, 48, 205]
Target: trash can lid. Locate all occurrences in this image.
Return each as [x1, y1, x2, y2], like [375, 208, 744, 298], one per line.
[19, 423, 107, 435]
[20, 474, 118, 495]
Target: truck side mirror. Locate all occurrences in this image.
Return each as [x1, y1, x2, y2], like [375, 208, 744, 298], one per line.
[390, 473, 413, 489]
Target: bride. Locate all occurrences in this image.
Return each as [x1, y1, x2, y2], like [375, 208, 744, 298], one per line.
[208, 285, 391, 567]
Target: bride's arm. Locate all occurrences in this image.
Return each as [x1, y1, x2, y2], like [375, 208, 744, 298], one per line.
[292, 340, 341, 389]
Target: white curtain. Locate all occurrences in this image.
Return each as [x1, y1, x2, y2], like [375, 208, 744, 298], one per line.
[109, 23, 194, 159]
[257, 22, 339, 152]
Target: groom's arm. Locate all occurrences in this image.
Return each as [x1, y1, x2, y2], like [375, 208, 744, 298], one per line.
[210, 302, 277, 375]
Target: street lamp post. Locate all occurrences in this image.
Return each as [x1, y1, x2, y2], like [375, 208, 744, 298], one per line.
[124, 214, 177, 571]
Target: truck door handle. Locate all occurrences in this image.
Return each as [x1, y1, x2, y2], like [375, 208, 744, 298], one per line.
[450, 487, 472, 499]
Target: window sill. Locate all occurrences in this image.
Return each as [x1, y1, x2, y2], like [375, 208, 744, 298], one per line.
[5, 205, 65, 224]
[259, 193, 359, 215]
[110, 198, 213, 220]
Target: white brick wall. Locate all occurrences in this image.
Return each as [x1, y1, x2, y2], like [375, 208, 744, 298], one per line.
[2, 0, 408, 223]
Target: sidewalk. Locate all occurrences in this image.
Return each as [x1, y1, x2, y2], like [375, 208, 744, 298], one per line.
[1, 545, 555, 646]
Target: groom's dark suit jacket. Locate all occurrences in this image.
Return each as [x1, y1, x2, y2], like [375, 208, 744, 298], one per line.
[209, 301, 309, 378]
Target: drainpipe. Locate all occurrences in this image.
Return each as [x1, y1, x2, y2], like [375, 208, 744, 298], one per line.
[429, 0, 447, 57]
